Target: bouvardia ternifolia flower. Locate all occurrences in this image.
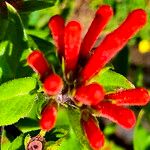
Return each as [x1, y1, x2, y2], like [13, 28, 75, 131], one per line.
[27, 5, 150, 150]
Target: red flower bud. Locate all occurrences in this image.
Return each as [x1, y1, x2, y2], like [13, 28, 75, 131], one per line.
[75, 83, 105, 106]
[64, 21, 82, 73]
[93, 102, 136, 129]
[81, 111, 104, 150]
[105, 88, 150, 106]
[43, 74, 63, 96]
[39, 102, 57, 131]
[48, 15, 65, 57]
[80, 5, 113, 58]
[27, 50, 50, 79]
[80, 9, 147, 82]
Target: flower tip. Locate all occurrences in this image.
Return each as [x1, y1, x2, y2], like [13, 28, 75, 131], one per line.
[66, 21, 81, 32]
[96, 5, 113, 17]
[75, 83, 105, 106]
[48, 15, 64, 27]
[43, 74, 63, 96]
[81, 112, 105, 150]
[39, 103, 57, 131]
[130, 9, 147, 27]
[27, 50, 50, 78]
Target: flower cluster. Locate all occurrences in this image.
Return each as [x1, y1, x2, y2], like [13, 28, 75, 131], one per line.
[27, 5, 150, 150]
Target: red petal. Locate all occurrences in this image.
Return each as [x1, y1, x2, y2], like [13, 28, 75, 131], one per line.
[81, 112, 104, 150]
[80, 5, 113, 58]
[105, 88, 150, 106]
[48, 15, 65, 57]
[27, 50, 50, 79]
[39, 103, 57, 131]
[80, 9, 147, 82]
[64, 21, 82, 73]
[93, 102, 136, 129]
[75, 83, 105, 106]
[43, 74, 63, 96]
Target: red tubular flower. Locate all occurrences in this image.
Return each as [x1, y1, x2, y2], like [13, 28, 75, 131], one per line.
[80, 5, 113, 58]
[81, 111, 104, 150]
[39, 102, 57, 131]
[26, 5, 149, 149]
[80, 9, 147, 82]
[93, 102, 136, 129]
[75, 83, 105, 106]
[105, 88, 150, 106]
[43, 74, 63, 96]
[48, 15, 65, 57]
[64, 21, 82, 73]
[27, 50, 50, 79]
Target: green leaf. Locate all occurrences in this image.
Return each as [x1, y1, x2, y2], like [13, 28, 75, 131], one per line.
[0, 77, 37, 126]
[133, 110, 150, 150]
[8, 134, 25, 150]
[15, 93, 47, 133]
[90, 67, 134, 92]
[1, 128, 12, 150]
[21, 0, 57, 12]
[0, 3, 31, 83]
[67, 108, 91, 150]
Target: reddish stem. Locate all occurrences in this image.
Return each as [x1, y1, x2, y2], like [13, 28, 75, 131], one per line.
[48, 15, 65, 57]
[93, 102, 136, 129]
[64, 21, 82, 73]
[105, 88, 150, 106]
[80, 9, 147, 82]
[27, 50, 50, 79]
[80, 5, 113, 58]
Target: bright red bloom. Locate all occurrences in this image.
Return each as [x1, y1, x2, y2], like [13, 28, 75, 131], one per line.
[43, 73, 63, 96]
[93, 102, 136, 129]
[105, 88, 149, 106]
[27, 5, 149, 150]
[80, 5, 113, 58]
[81, 111, 104, 150]
[27, 50, 50, 79]
[48, 15, 65, 57]
[80, 9, 147, 82]
[39, 102, 57, 131]
[64, 21, 82, 73]
[75, 83, 105, 106]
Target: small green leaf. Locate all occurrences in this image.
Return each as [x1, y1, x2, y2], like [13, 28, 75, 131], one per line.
[67, 108, 91, 150]
[133, 110, 150, 150]
[0, 77, 37, 126]
[1, 128, 12, 150]
[8, 134, 25, 150]
[90, 67, 134, 92]
[21, 0, 57, 12]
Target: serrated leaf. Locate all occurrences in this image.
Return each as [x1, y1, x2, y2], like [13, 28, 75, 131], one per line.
[0, 77, 37, 126]
[8, 134, 25, 150]
[0, 3, 31, 83]
[90, 67, 134, 92]
[20, 0, 57, 13]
